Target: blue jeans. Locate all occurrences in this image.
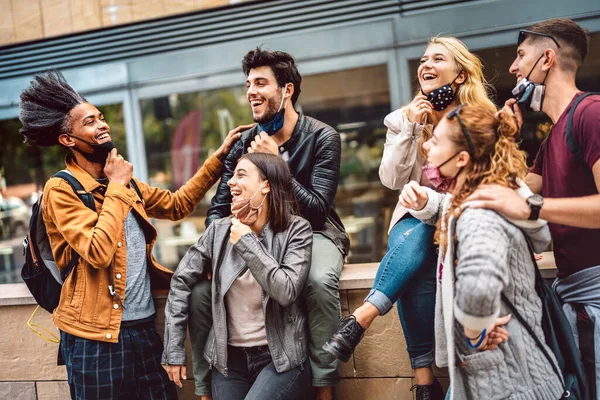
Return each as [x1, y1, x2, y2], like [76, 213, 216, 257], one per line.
[364, 215, 437, 369]
[211, 345, 311, 400]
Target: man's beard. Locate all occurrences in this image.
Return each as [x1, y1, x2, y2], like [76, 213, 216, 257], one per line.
[252, 95, 282, 124]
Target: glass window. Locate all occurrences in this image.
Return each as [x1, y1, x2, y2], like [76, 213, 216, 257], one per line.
[142, 64, 393, 267]
[141, 87, 253, 269]
[300, 65, 392, 263]
[0, 103, 127, 284]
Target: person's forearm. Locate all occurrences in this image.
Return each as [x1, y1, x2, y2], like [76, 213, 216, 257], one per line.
[541, 195, 600, 228]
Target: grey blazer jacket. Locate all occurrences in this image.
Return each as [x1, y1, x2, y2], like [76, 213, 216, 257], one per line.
[161, 215, 313, 376]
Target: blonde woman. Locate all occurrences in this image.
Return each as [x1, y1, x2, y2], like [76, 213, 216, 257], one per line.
[324, 37, 496, 399]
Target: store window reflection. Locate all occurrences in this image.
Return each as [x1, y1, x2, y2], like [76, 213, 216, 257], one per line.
[0, 103, 127, 283]
[141, 87, 253, 269]
[300, 65, 392, 263]
[142, 64, 393, 268]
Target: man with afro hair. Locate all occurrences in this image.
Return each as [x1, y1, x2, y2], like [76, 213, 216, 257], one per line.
[19, 69, 246, 399]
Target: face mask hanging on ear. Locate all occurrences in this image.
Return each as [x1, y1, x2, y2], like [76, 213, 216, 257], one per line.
[258, 85, 289, 136]
[230, 182, 267, 225]
[422, 152, 463, 192]
[68, 134, 115, 164]
[421, 72, 464, 112]
[512, 54, 549, 112]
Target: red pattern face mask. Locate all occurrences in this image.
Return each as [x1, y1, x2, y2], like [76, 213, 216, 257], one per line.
[422, 152, 462, 193]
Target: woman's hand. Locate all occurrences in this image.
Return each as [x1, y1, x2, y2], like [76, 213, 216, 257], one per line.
[465, 314, 512, 351]
[214, 123, 256, 161]
[162, 364, 186, 388]
[400, 181, 429, 210]
[230, 217, 252, 244]
[406, 95, 433, 123]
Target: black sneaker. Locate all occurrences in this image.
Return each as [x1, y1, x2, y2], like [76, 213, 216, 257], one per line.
[322, 315, 365, 362]
[410, 378, 445, 400]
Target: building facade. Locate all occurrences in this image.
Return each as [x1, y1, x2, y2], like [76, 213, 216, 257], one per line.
[0, 0, 599, 281]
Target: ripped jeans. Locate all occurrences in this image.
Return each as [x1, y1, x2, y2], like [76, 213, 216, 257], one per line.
[364, 215, 437, 369]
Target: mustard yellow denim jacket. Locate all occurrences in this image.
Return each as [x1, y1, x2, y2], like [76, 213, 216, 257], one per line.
[43, 153, 223, 343]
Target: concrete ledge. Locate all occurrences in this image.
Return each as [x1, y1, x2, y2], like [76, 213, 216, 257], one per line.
[0, 252, 558, 305]
[339, 251, 557, 290]
[537, 251, 558, 280]
[0, 283, 37, 306]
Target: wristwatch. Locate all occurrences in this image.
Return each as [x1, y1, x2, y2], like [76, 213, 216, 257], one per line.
[526, 194, 544, 220]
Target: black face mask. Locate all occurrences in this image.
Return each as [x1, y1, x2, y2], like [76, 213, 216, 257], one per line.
[68, 134, 115, 164]
[511, 54, 549, 112]
[421, 72, 464, 112]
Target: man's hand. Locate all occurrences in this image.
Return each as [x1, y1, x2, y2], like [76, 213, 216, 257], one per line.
[497, 98, 523, 132]
[215, 124, 255, 161]
[465, 184, 530, 220]
[465, 314, 511, 351]
[247, 132, 279, 156]
[400, 181, 429, 210]
[230, 217, 252, 244]
[162, 364, 186, 388]
[104, 149, 133, 186]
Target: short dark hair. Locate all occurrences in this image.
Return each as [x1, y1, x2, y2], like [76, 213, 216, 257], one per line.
[239, 152, 299, 233]
[242, 47, 302, 105]
[19, 69, 87, 147]
[527, 18, 589, 72]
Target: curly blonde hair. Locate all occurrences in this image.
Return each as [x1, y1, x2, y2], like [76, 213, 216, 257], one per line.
[402, 36, 497, 156]
[435, 106, 528, 249]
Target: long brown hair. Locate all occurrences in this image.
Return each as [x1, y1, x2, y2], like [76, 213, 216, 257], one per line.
[436, 106, 528, 249]
[238, 152, 299, 233]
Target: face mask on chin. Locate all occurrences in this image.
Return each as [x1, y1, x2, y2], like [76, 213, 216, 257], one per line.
[68, 134, 115, 164]
[512, 54, 548, 112]
[230, 181, 268, 225]
[422, 152, 463, 193]
[421, 71, 464, 112]
[258, 86, 289, 136]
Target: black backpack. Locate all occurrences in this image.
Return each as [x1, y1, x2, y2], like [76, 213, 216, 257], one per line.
[501, 239, 589, 400]
[21, 171, 142, 314]
[538, 92, 600, 166]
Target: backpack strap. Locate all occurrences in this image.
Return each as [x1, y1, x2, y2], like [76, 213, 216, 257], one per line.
[52, 171, 97, 281]
[565, 92, 600, 166]
[129, 179, 144, 204]
[500, 239, 566, 393]
[53, 171, 96, 212]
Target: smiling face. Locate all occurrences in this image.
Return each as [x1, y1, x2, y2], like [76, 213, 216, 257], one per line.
[509, 38, 549, 84]
[67, 102, 112, 147]
[418, 43, 462, 95]
[228, 158, 269, 205]
[246, 66, 287, 124]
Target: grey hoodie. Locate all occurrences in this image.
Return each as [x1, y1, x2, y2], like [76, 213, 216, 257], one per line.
[411, 185, 564, 400]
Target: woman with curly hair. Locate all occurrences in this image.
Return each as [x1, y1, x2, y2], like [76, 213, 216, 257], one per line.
[401, 105, 564, 399]
[324, 36, 496, 399]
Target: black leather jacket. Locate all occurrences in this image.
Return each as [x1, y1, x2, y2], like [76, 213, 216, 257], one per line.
[206, 114, 350, 256]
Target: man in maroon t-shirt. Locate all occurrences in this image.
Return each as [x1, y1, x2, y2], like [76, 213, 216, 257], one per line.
[467, 18, 599, 397]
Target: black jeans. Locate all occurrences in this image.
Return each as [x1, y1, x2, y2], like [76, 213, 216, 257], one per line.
[577, 306, 596, 399]
[211, 345, 311, 400]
